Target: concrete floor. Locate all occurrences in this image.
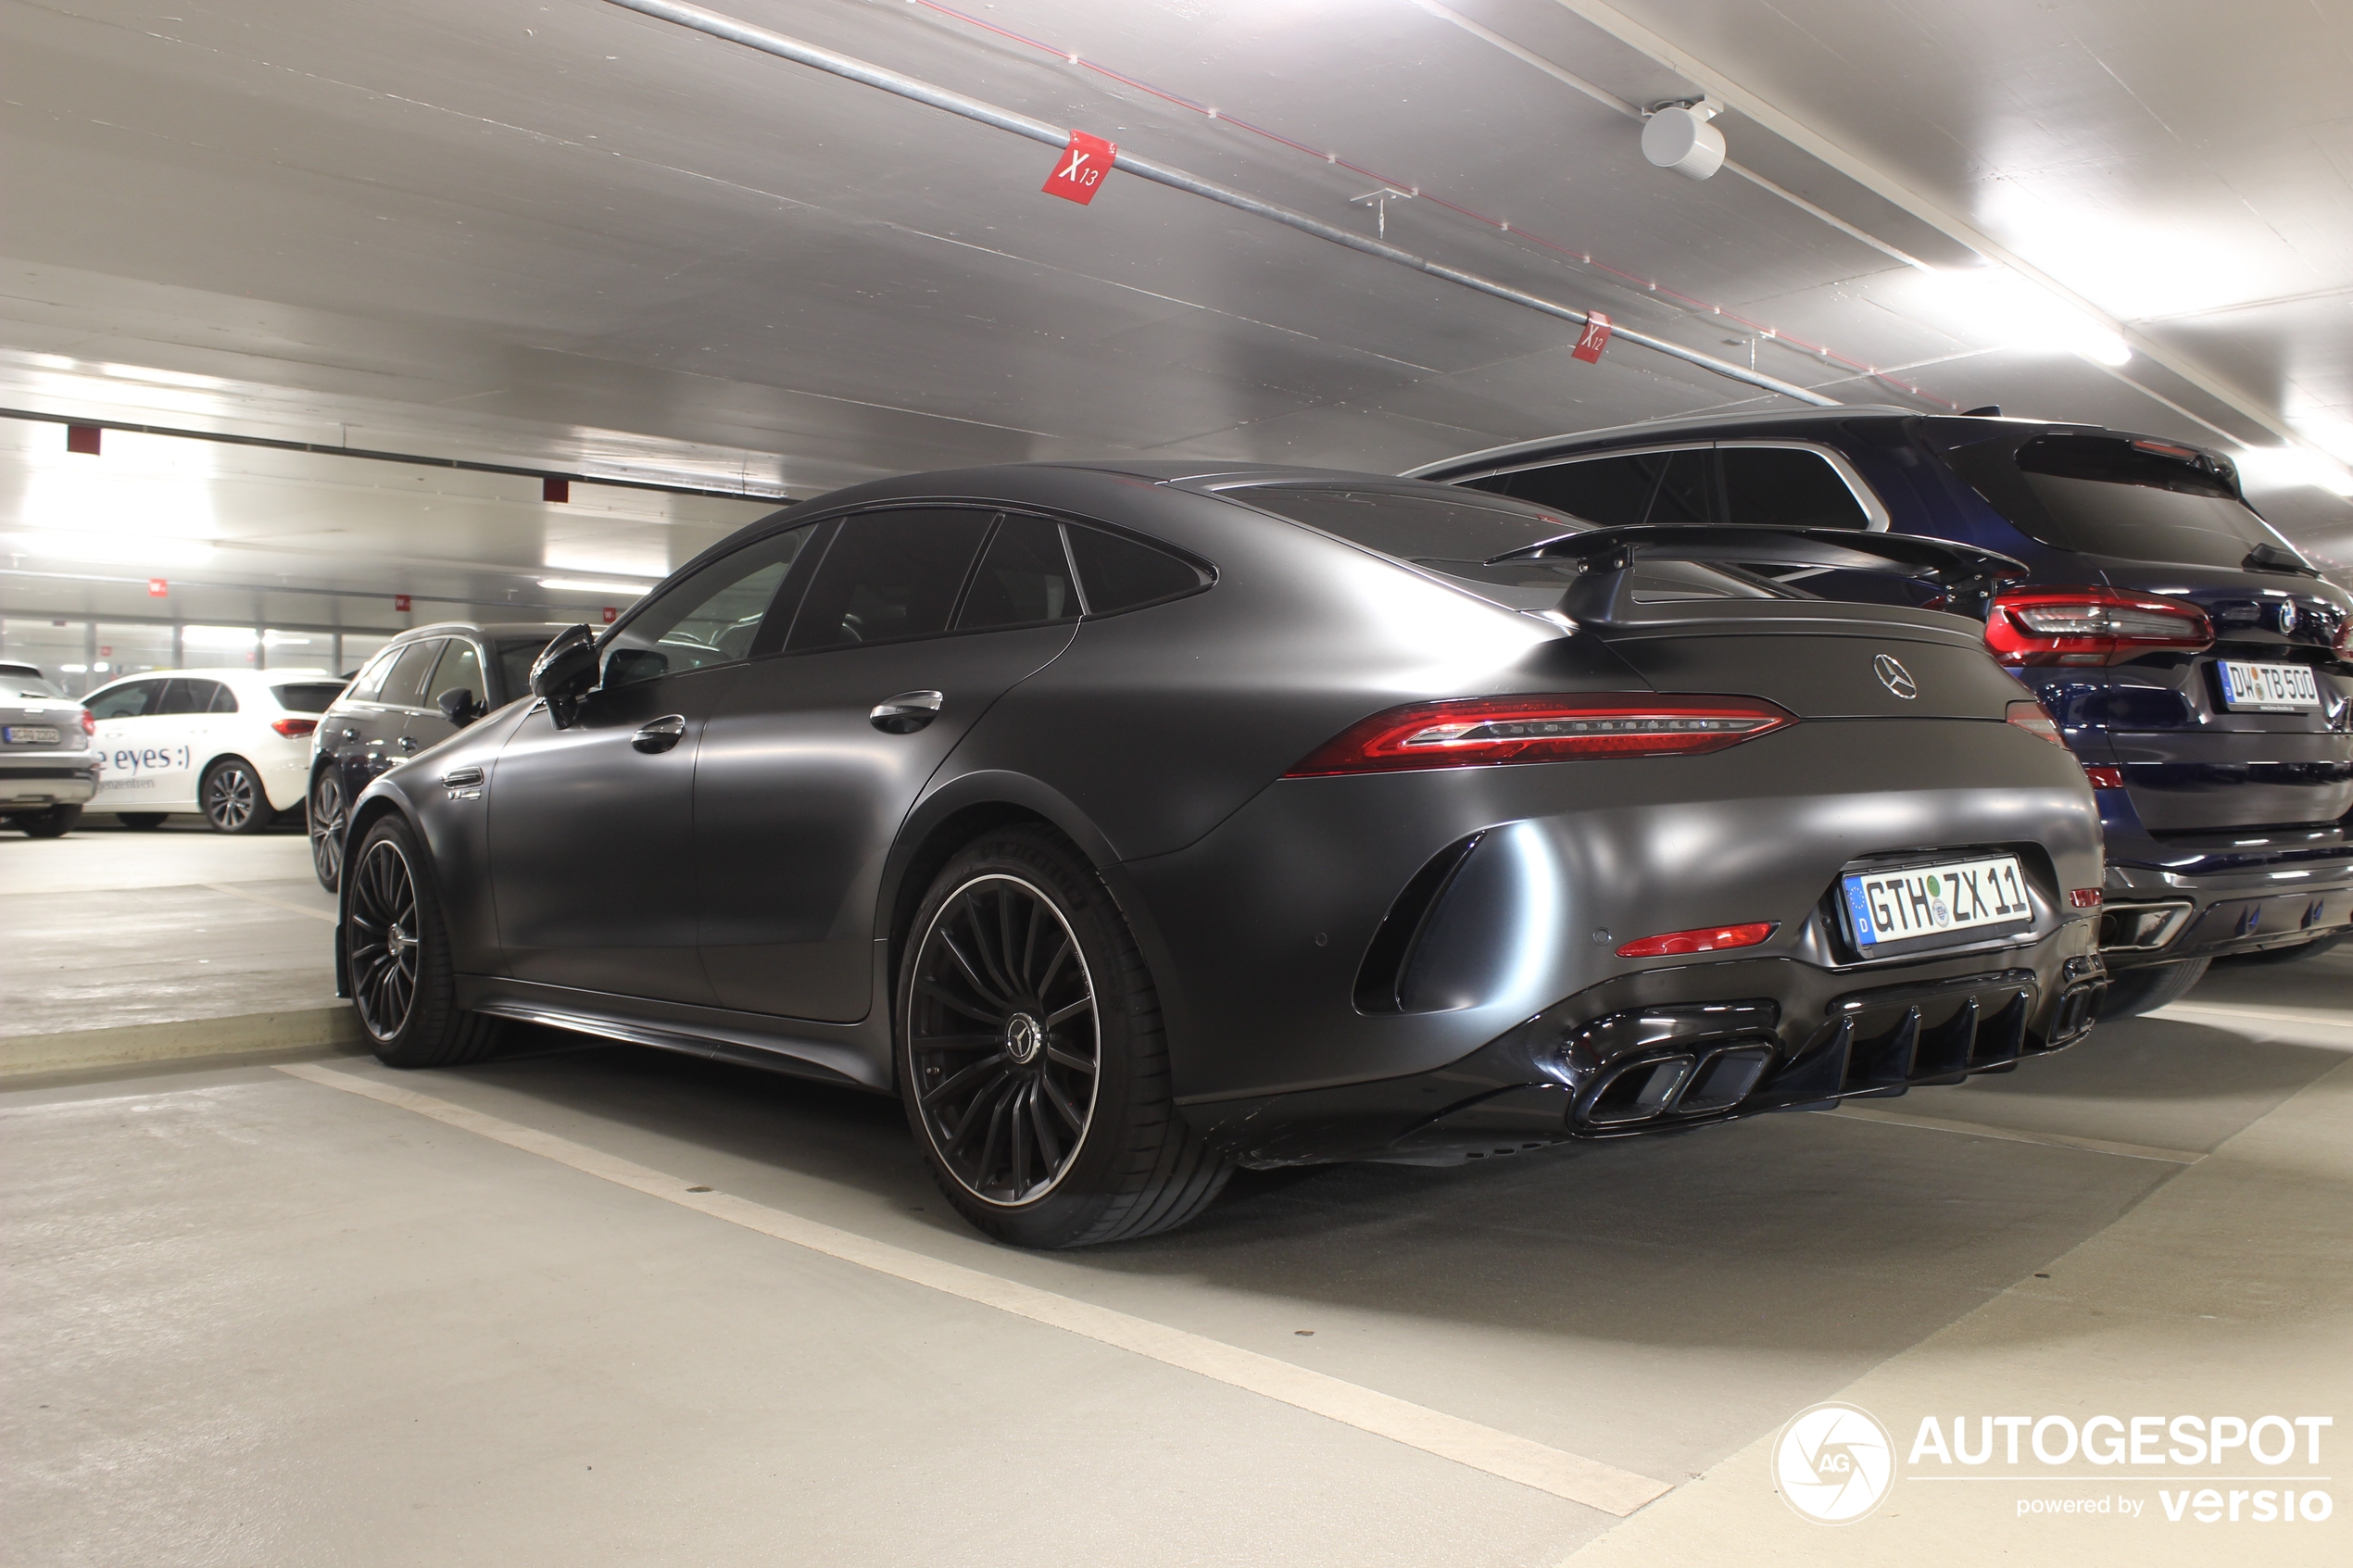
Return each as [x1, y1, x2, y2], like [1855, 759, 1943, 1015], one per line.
[3, 823, 2348, 1566]
[1, 817, 337, 1037]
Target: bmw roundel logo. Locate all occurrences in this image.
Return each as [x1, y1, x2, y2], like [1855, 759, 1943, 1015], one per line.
[1872, 653, 1918, 700]
[2272, 600, 2296, 634]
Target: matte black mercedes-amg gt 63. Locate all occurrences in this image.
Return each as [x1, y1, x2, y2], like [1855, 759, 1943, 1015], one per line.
[336, 462, 2108, 1247]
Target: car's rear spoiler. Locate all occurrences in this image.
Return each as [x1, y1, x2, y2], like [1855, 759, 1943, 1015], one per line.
[1487, 525, 2030, 624]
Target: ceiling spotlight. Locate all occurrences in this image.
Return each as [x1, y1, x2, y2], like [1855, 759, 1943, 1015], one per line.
[1642, 99, 1725, 182]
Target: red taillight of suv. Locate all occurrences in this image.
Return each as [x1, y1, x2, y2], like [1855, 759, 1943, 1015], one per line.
[1284, 694, 1795, 777]
[81, 709, 96, 736]
[271, 718, 319, 738]
[1983, 586, 2212, 666]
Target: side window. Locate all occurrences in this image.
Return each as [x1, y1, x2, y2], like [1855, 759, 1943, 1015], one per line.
[1474, 453, 1663, 528]
[607, 522, 815, 686]
[87, 680, 162, 720]
[204, 682, 239, 714]
[1720, 447, 1871, 530]
[957, 515, 1081, 632]
[1645, 448, 1717, 524]
[343, 646, 404, 703]
[1065, 526, 1204, 615]
[786, 510, 994, 652]
[156, 679, 205, 716]
[425, 640, 485, 710]
[378, 639, 445, 709]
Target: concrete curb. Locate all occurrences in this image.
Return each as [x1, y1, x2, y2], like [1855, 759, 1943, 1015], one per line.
[1, 1008, 366, 1078]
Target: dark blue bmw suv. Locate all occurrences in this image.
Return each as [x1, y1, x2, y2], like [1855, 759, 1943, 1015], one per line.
[1411, 408, 2353, 1016]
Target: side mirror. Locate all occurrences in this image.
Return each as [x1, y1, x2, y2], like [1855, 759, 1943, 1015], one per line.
[529, 624, 599, 729]
[435, 687, 484, 728]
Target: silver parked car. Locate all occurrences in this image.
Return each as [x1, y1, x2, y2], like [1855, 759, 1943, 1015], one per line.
[0, 662, 100, 837]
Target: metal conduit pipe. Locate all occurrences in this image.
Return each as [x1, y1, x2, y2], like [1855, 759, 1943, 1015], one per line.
[600, 0, 1841, 409]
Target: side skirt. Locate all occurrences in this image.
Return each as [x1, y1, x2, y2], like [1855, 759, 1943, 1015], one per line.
[456, 975, 894, 1092]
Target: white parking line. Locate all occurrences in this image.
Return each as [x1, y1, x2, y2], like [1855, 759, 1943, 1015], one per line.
[1830, 1102, 2205, 1164]
[275, 1060, 1672, 1517]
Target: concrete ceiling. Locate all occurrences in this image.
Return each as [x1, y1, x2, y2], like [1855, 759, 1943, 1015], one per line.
[3, 0, 2348, 632]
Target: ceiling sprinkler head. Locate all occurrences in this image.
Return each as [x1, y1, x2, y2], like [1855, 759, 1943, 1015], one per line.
[1642, 99, 1725, 181]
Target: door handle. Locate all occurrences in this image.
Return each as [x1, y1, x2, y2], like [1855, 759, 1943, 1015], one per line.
[869, 690, 945, 734]
[633, 714, 687, 754]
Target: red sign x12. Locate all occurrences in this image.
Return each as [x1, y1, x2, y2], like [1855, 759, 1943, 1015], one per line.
[1043, 131, 1117, 206]
[1572, 311, 1613, 364]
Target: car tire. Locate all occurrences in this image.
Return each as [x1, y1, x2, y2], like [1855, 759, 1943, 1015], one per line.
[116, 812, 168, 831]
[2227, 931, 2347, 965]
[2098, 956, 2211, 1018]
[199, 757, 273, 835]
[308, 770, 347, 893]
[346, 815, 505, 1069]
[13, 804, 81, 838]
[897, 826, 1231, 1248]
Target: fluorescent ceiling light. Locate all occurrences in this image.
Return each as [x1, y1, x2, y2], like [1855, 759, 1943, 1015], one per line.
[1919, 267, 2131, 368]
[2234, 446, 2353, 497]
[539, 577, 653, 596]
[7, 530, 218, 567]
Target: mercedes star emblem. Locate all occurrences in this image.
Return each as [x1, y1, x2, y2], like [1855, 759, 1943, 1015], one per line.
[1873, 653, 1918, 700]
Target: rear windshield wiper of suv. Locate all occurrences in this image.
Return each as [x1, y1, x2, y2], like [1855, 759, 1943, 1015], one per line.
[2242, 540, 2320, 576]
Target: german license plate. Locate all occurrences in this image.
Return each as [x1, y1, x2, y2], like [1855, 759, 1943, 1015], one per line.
[2216, 660, 2320, 712]
[1843, 855, 2033, 949]
[3, 726, 60, 745]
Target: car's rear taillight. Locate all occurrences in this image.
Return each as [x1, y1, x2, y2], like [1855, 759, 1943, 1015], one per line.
[1283, 694, 1795, 777]
[81, 710, 95, 736]
[2005, 700, 2068, 748]
[1983, 586, 2212, 666]
[2084, 765, 2125, 789]
[271, 718, 318, 738]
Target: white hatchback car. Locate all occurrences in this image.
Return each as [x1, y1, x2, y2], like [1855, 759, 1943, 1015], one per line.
[83, 668, 349, 833]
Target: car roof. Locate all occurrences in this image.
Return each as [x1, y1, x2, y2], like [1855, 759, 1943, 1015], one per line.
[86, 667, 338, 689]
[1397, 405, 1930, 478]
[391, 621, 579, 641]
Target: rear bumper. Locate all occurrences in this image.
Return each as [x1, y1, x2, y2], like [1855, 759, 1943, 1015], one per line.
[2099, 821, 2353, 966]
[0, 759, 98, 809]
[1130, 718, 2105, 1165]
[1189, 931, 2105, 1168]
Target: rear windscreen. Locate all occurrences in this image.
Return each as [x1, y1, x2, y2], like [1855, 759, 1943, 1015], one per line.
[1946, 433, 2304, 571]
[1226, 483, 1788, 608]
[271, 682, 346, 713]
[1227, 484, 1585, 559]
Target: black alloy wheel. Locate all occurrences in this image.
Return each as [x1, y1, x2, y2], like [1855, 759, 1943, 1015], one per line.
[309, 771, 346, 892]
[200, 757, 271, 834]
[348, 834, 422, 1043]
[907, 872, 1101, 1207]
[898, 827, 1230, 1248]
[343, 816, 506, 1068]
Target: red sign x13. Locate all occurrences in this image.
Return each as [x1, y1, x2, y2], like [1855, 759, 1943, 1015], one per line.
[1043, 131, 1117, 206]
